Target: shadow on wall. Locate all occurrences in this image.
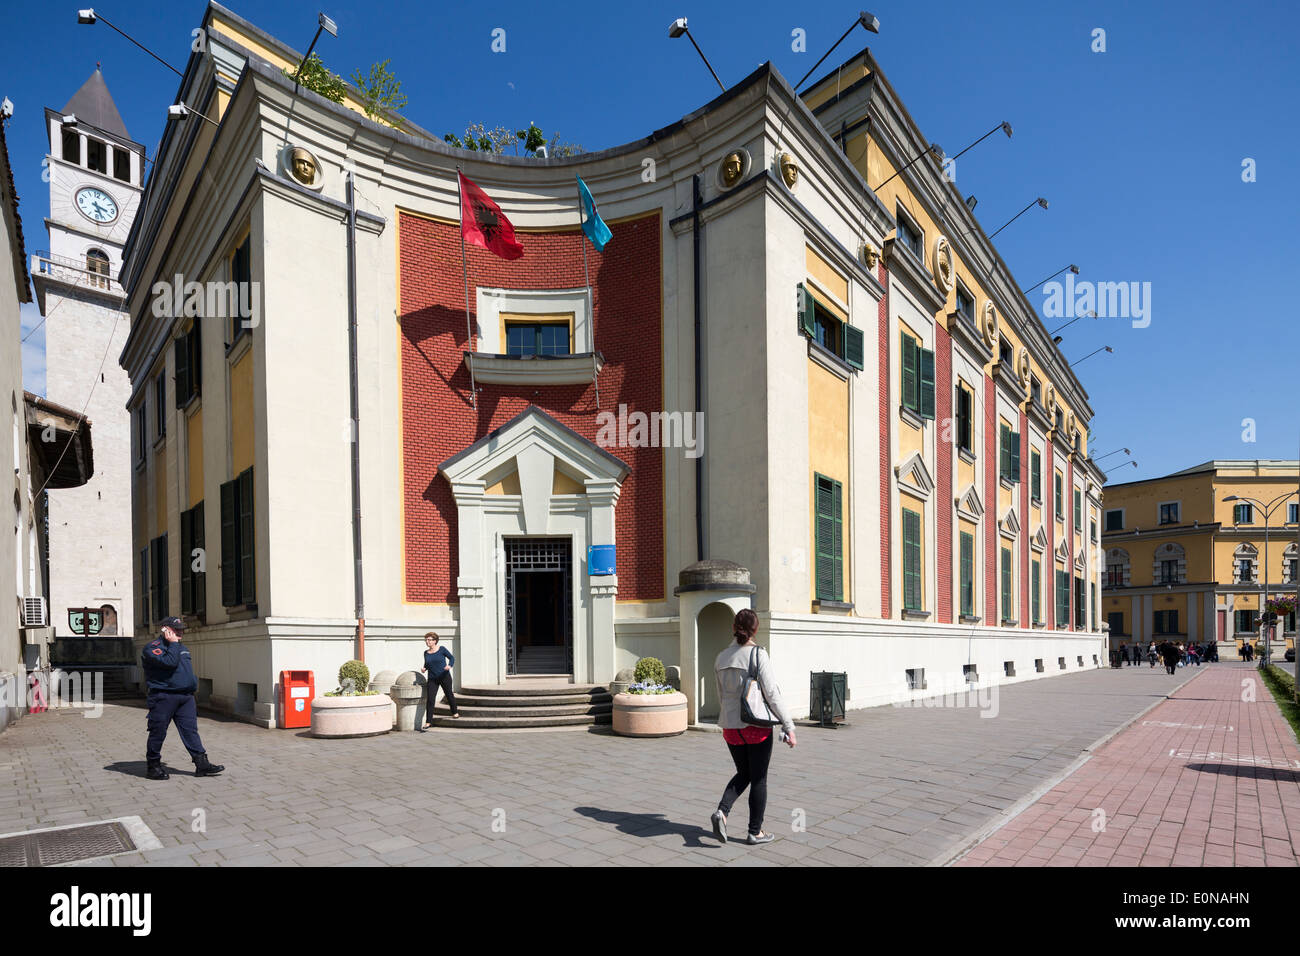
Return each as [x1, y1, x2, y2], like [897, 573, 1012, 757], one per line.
[697, 601, 736, 721]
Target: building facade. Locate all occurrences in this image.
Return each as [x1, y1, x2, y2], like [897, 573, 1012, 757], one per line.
[1101, 460, 1299, 655]
[118, 3, 1105, 728]
[30, 68, 142, 643]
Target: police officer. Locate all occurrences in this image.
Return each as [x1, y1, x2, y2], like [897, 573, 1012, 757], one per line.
[141, 617, 224, 780]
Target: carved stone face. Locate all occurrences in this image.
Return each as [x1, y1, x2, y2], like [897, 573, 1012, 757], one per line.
[721, 151, 744, 187]
[289, 147, 317, 185]
[780, 152, 798, 187]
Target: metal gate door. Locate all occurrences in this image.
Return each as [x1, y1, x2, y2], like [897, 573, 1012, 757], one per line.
[504, 537, 573, 676]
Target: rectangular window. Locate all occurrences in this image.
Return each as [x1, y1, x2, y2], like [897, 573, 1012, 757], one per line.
[1106, 565, 1124, 588]
[1154, 609, 1179, 635]
[902, 507, 922, 611]
[154, 374, 165, 438]
[1073, 488, 1082, 528]
[1235, 609, 1258, 634]
[139, 546, 150, 627]
[900, 332, 935, 420]
[149, 534, 168, 623]
[1237, 559, 1253, 582]
[1030, 450, 1041, 501]
[999, 424, 1021, 483]
[1090, 520, 1097, 542]
[112, 146, 130, 183]
[1107, 611, 1124, 635]
[174, 319, 202, 406]
[960, 532, 974, 617]
[1091, 582, 1096, 629]
[1031, 559, 1041, 624]
[220, 466, 256, 607]
[1030, 375, 1041, 408]
[1287, 610, 1297, 633]
[1055, 569, 1070, 627]
[798, 285, 863, 370]
[1160, 559, 1178, 584]
[1001, 547, 1013, 624]
[506, 322, 570, 357]
[896, 205, 922, 259]
[133, 405, 146, 465]
[179, 502, 206, 618]
[1055, 473, 1063, 519]
[956, 284, 974, 324]
[956, 384, 973, 453]
[1075, 576, 1085, 629]
[1290, 558, 1299, 582]
[1289, 502, 1299, 524]
[86, 136, 106, 173]
[1159, 502, 1179, 525]
[814, 473, 844, 603]
[230, 235, 252, 345]
[1233, 502, 1254, 524]
[1104, 509, 1123, 532]
[61, 128, 80, 164]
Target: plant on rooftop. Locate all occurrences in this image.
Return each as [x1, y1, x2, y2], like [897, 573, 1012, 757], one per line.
[286, 52, 347, 103]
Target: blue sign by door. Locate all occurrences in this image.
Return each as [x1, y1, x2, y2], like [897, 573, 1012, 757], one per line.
[588, 545, 616, 576]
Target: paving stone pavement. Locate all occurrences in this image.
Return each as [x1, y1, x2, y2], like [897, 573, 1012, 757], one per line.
[956, 662, 1300, 867]
[0, 664, 1203, 866]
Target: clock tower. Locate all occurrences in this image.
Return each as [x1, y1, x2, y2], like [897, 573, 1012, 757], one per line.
[31, 66, 143, 641]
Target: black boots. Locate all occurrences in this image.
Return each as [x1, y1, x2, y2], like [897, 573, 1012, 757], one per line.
[146, 760, 170, 780]
[194, 755, 225, 777]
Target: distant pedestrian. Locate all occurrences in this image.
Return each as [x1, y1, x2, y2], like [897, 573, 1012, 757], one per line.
[711, 608, 795, 847]
[140, 617, 224, 780]
[1148, 642, 1158, 667]
[1158, 641, 1180, 675]
[420, 632, 459, 728]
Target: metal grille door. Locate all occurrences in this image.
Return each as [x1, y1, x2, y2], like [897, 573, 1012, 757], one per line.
[505, 537, 573, 675]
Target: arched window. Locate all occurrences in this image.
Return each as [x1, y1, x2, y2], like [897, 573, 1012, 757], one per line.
[86, 249, 110, 290]
[1152, 542, 1186, 585]
[1105, 548, 1130, 588]
[1233, 543, 1258, 585]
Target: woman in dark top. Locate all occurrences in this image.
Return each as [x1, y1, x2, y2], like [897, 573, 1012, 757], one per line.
[421, 632, 459, 728]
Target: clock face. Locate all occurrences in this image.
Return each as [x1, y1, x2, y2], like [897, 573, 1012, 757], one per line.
[75, 187, 118, 223]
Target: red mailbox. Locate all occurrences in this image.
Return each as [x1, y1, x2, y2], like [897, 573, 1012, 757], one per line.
[279, 670, 315, 729]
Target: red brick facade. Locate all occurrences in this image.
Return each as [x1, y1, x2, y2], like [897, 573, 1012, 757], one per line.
[1019, 409, 1030, 626]
[1068, 457, 1075, 629]
[984, 375, 997, 620]
[935, 325, 953, 624]
[398, 210, 665, 603]
[1045, 439, 1055, 629]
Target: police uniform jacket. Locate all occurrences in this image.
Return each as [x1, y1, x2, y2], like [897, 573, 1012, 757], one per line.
[141, 637, 198, 693]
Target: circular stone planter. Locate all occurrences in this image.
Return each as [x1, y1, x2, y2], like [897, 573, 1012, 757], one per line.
[310, 694, 392, 738]
[612, 691, 688, 738]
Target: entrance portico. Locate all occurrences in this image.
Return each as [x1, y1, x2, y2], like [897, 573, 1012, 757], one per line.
[438, 407, 629, 687]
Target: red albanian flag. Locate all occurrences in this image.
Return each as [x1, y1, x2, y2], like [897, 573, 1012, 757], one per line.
[458, 171, 524, 260]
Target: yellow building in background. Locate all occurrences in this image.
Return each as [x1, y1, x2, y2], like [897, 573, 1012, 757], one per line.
[1101, 460, 1299, 654]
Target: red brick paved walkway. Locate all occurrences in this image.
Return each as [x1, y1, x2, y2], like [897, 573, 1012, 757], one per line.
[956, 663, 1300, 866]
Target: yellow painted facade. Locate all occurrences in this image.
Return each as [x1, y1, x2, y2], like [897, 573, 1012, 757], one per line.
[186, 407, 204, 509]
[230, 348, 255, 476]
[808, 356, 850, 605]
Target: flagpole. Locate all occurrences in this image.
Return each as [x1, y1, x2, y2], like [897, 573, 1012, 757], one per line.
[578, 177, 599, 409]
[459, 167, 477, 410]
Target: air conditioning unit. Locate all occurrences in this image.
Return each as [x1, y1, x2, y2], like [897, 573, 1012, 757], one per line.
[21, 596, 47, 628]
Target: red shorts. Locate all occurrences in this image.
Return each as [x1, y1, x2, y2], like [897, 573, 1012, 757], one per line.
[723, 726, 772, 745]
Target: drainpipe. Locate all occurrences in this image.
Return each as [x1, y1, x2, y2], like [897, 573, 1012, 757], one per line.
[346, 170, 365, 660]
[692, 174, 705, 563]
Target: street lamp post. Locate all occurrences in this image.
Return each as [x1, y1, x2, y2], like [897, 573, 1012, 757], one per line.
[1223, 491, 1296, 668]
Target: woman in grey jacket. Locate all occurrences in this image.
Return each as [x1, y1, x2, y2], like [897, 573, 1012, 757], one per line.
[710, 608, 796, 845]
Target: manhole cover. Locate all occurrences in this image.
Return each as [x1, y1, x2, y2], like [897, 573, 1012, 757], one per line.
[0, 822, 136, 867]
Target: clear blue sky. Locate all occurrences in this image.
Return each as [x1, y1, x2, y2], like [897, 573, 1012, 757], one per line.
[4, 0, 1297, 481]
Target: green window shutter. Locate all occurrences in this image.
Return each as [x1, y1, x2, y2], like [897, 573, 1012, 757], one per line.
[956, 387, 970, 451]
[1233, 504, 1244, 524]
[174, 335, 190, 407]
[160, 534, 169, 622]
[919, 348, 935, 420]
[903, 508, 921, 610]
[832, 479, 844, 602]
[139, 547, 150, 628]
[190, 320, 202, 397]
[1055, 474, 1063, 516]
[193, 501, 206, 618]
[843, 323, 864, 370]
[901, 333, 918, 413]
[180, 508, 193, 615]
[798, 284, 816, 337]
[220, 479, 238, 607]
[238, 467, 256, 604]
[814, 476, 834, 601]
[1001, 548, 1012, 622]
[1010, 432, 1021, 482]
[960, 532, 973, 616]
[1032, 560, 1041, 623]
[1031, 451, 1041, 499]
[999, 425, 1010, 478]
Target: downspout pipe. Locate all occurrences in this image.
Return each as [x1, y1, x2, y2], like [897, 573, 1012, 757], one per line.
[692, 174, 705, 563]
[346, 170, 365, 660]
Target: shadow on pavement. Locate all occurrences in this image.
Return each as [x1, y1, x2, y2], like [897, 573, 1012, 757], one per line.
[1187, 763, 1300, 783]
[574, 806, 716, 848]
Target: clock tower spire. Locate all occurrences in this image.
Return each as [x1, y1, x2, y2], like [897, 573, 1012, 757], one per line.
[30, 65, 143, 642]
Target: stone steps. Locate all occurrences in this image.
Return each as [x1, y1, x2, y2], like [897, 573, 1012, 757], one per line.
[433, 682, 613, 729]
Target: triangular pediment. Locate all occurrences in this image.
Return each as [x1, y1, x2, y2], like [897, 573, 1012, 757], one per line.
[895, 450, 934, 498]
[955, 483, 984, 520]
[1056, 540, 1070, 561]
[1000, 506, 1020, 538]
[1031, 525, 1048, 552]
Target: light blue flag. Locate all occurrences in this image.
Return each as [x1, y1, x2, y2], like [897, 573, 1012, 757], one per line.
[576, 176, 612, 251]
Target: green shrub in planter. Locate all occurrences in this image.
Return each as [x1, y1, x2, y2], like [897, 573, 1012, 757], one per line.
[339, 660, 370, 694]
[633, 656, 666, 686]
